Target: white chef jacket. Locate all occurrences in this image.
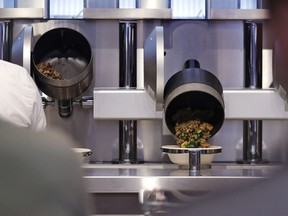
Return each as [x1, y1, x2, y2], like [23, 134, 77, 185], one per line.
[0, 60, 46, 131]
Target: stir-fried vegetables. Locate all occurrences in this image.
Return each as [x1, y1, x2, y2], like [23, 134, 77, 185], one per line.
[36, 63, 63, 80]
[175, 120, 213, 148]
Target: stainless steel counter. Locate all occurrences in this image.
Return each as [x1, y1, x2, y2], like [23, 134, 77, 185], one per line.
[83, 163, 282, 193]
[83, 163, 283, 215]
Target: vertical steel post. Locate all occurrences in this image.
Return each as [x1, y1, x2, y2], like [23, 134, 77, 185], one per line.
[119, 21, 137, 163]
[0, 22, 10, 61]
[243, 22, 263, 164]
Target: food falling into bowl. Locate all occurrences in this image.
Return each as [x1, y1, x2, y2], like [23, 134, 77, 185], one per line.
[36, 62, 63, 80]
[161, 120, 221, 167]
[175, 120, 213, 148]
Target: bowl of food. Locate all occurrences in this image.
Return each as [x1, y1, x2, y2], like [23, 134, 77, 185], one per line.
[161, 145, 222, 166]
[162, 120, 222, 167]
[72, 148, 92, 163]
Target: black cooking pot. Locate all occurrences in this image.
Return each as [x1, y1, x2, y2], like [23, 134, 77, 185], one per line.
[164, 59, 225, 137]
[32, 28, 93, 100]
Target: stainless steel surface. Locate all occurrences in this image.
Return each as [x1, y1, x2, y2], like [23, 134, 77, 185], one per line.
[93, 26, 164, 119]
[15, 0, 47, 8]
[119, 21, 137, 89]
[245, 23, 262, 88]
[243, 120, 263, 163]
[188, 150, 201, 175]
[119, 120, 138, 163]
[119, 21, 138, 164]
[93, 88, 163, 119]
[144, 26, 164, 112]
[223, 89, 288, 119]
[243, 21, 263, 164]
[0, 8, 44, 19]
[11, 26, 33, 73]
[0, 21, 10, 61]
[262, 49, 273, 88]
[81, 96, 93, 109]
[210, 9, 270, 20]
[206, 0, 212, 19]
[41, 94, 55, 109]
[83, 8, 172, 19]
[274, 40, 288, 111]
[82, 163, 282, 193]
[85, 162, 283, 215]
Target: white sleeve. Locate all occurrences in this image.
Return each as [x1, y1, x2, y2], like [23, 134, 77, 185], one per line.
[31, 87, 47, 131]
[22, 68, 47, 131]
[0, 60, 47, 131]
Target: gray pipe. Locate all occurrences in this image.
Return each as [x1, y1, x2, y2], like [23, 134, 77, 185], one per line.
[119, 21, 137, 164]
[243, 22, 263, 164]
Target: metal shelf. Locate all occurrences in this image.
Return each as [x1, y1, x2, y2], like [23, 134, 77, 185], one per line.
[82, 163, 281, 193]
[0, 8, 269, 21]
[0, 8, 44, 19]
[223, 89, 288, 119]
[209, 9, 270, 20]
[83, 8, 172, 19]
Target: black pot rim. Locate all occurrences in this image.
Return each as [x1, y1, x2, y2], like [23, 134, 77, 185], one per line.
[164, 68, 223, 101]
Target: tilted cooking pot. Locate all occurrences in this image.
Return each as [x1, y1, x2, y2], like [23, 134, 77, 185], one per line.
[164, 59, 225, 137]
[32, 28, 93, 100]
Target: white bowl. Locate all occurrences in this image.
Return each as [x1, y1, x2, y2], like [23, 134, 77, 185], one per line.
[72, 148, 92, 163]
[161, 145, 222, 166]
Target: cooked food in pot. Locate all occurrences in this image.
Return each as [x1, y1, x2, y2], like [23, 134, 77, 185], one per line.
[175, 120, 213, 148]
[36, 63, 63, 80]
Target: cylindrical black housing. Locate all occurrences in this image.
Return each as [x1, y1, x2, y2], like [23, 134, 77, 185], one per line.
[58, 99, 73, 118]
[164, 59, 225, 137]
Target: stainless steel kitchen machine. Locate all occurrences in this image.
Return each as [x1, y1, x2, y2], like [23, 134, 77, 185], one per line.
[1, 0, 288, 214]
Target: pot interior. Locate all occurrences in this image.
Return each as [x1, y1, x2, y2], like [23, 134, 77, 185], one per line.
[33, 27, 92, 82]
[165, 91, 225, 137]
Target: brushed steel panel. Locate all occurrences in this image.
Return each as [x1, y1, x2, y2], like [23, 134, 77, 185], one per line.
[144, 26, 164, 111]
[0, 8, 43, 19]
[83, 163, 281, 193]
[83, 8, 172, 19]
[224, 89, 288, 119]
[93, 89, 162, 119]
[11, 26, 33, 73]
[210, 9, 270, 20]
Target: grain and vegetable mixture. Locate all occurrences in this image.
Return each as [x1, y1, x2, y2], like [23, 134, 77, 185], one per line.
[36, 63, 63, 80]
[175, 120, 213, 148]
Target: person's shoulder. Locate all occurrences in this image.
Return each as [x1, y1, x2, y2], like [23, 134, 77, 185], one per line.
[0, 60, 29, 78]
[0, 60, 25, 70]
